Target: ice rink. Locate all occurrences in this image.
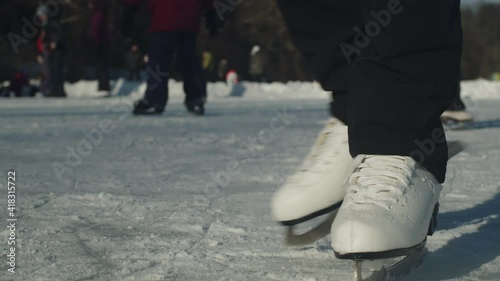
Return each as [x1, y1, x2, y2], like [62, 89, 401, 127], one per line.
[1, 80, 499, 281]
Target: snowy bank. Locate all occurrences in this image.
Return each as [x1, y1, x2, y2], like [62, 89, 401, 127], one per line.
[64, 79, 330, 100]
[61, 78, 500, 101]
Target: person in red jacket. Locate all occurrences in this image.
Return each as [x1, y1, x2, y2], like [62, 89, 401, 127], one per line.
[123, 0, 220, 116]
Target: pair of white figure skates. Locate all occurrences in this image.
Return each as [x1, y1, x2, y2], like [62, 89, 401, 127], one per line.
[271, 118, 446, 280]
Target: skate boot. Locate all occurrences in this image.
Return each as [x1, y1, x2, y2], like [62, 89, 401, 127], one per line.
[441, 110, 473, 123]
[271, 118, 351, 244]
[331, 155, 442, 280]
[441, 110, 474, 130]
[186, 104, 205, 116]
[132, 99, 165, 115]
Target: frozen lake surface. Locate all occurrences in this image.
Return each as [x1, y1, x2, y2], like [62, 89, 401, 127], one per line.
[0, 80, 499, 281]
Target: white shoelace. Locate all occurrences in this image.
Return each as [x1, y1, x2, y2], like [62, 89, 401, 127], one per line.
[345, 155, 415, 209]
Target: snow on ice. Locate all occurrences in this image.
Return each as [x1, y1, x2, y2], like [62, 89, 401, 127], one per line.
[0, 80, 499, 281]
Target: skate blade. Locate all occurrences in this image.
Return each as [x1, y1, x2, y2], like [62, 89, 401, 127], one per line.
[352, 247, 428, 281]
[335, 239, 427, 260]
[280, 201, 343, 226]
[447, 140, 466, 160]
[284, 210, 338, 247]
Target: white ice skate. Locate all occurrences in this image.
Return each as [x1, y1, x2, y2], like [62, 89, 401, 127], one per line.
[441, 110, 474, 123]
[441, 110, 474, 130]
[331, 155, 442, 281]
[271, 118, 352, 245]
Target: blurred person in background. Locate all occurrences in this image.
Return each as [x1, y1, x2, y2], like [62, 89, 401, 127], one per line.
[37, 5, 67, 97]
[226, 69, 245, 97]
[9, 70, 34, 97]
[125, 42, 144, 81]
[492, 72, 500, 81]
[123, 0, 222, 116]
[217, 58, 228, 82]
[89, 0, 111, 93]
[36, 29, 50, 96]
[249, 45, 265, 82]
[202, 50, 216, 82]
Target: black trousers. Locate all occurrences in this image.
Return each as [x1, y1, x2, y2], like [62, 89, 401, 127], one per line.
[278, 0, 463, 183]
[129, 69, 141, 81]
[95, 43, 111, 92]
[145, 32, 206, 108]
[48, 50, 66, 97]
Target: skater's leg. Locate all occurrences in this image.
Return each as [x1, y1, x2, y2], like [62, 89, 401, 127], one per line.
[277, 0, 362, 92]
[143, 32, 176, 108]
[177, 32, 206, 107]
[48, 50, 66, 97]
[331, 0, 463, 262]
[277, 0, 362, 124]
[347, 0, 462, 183]
[96, 43, 111, 92]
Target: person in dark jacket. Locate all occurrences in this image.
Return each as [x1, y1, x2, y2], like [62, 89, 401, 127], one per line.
[125, 43, 144, 81]
[37, 5, 67, 97]
[9, 71, 32, 97]
[89, 0, 111, 92]
[123, 0, 221, 116]
[249, 45, 265, 82]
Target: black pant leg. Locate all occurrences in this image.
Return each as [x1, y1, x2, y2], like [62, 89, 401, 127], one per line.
[96, 43, 111, 92]
[277, 0, 364, 93]
[348, 0, 462, 182]
[48, 50, 66, 97]
[177, 32, 206, 106]
[277, 0, 362, 123]
[144, 32, 176, 107]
